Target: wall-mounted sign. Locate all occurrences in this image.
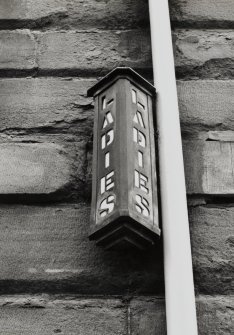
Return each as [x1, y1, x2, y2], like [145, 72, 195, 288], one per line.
[87, 67, 160, 249]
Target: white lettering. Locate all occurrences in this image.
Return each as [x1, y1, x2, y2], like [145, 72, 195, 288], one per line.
[100, 171, 115, 194]
[102, 111, 114, 129]
[105, 152, 110, 168]
[134, 170, 149, 193]
[100, 195, 115, 217]
[101, 129, 114, 149]
[133, 111, 145, 128]
[135, 195, 150, 217]
[132, 89, 137, 104]
[138, 151, 143, 167]
[133, 128, 146, 148]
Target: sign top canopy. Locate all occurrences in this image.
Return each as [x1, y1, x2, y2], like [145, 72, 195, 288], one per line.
[87, 67, 156, 98]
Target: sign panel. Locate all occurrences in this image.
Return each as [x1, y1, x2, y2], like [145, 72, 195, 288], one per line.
[88, 68, 160, 249]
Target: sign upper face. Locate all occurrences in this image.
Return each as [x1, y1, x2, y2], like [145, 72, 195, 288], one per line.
[89, 70, 160, 249]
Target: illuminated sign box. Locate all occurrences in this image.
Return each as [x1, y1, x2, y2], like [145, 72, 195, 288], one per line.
[87, 67, 160, 249]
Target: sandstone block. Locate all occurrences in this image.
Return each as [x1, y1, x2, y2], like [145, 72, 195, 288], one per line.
[0, 204, 164, 294]
[0, 204, 232, 295]
[183, 140, 234, 195]
[189, 206, 234, 295]
[130, 296, 234, 335]
[0, 143, 72, 195]
[0, 0, 66, 20]
[0, 295, 126, 335]
[36, 30, 152, 73]
[1, 1, 234, 30]
[0, 78, 94, 133]
[130, 297, 166, 335]
[170, 0, 234, 26]
[1, 29, 233, 78]
[0, 0, 149, 29]
[174, 29, 234, 67]
[174, 29, 234, 78]
[1, 79, 233, 133]
[177, 80, 234, 131]
[0, 30, 36, 70]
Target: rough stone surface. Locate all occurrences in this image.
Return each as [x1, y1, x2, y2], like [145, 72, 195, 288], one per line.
[0, 0, 149, 29]
[130, 297, 166, 335]
[1, 78, 233, 133]
[177, 80, 234, 132]
[1, 29, 233, 78]
[0, 0, 66, 20]
[170, 0, 234, 27]
[183, 141, 234, 195]
[0, 295, 126, 335]
[130, 296, 234, 335]
[0, 204, 232, 295]
[174, 29, 234, 66]
[0, 204, 164, 294]
[36, 30, 152, 75]
[174, 29, 234, 78]
[0, 295, 232, 334]
[1, 1, 234, 29]
[0, 143, 72, 196]
[0, 29, 152, 75]
[0, 30, 36, 70]
[189, 206, 234, 295]
[0, 78, 94, 134]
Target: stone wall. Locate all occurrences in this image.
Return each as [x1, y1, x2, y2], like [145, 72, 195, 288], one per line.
[0, 0, 233, 333]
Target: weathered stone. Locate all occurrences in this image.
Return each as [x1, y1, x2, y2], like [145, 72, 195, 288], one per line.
[0, 204, 232, 295]
[0, 295, 126, 335]
[189, 206, 234, 295]
[0, 29, 152, 74]
[174, 30, 234, 67]
[0, 0, 66, 20]
[206, 131, 234, 142]
[0, 0, 149, 29]
[0, 30, 36, 70]
[1, 1, 234, 29]
[130, 296, 234, 335]
[36, 30, 152, 74]
[177, 80, 234, 131]
[1, 79, 233, 133]
[183, 141, 234, 195]
[0, 204, 164, 294]
[170, 0, 234, 27]
[0, 78, 94, 133]
[130, 297, 166, 335]
[0, 143, 72, 195]
[36, 29, 234, 77]
[174, 29, 234, 78]
[1, 29, 233, 78]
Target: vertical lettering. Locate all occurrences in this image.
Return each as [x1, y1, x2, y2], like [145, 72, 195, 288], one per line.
[105, 152, 110, 168]
[135, 195, 150, 217]
[138, 151, 143, 167]
[102, 96, 106, 110]
[100, 171, 115, 194]
[137, 102, 145, 110]
[102, 111, 114, 129]
[100, 195, 115, 217]
[135, 170, 149, 193]
[133, 111, 145, 128]
[101, 129, 114, 149]
[133, 128, 146, 148]
[132, 89, 137, 104]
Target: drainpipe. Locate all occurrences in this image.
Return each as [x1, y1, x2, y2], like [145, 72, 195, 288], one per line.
[148, 1, 198, 334]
